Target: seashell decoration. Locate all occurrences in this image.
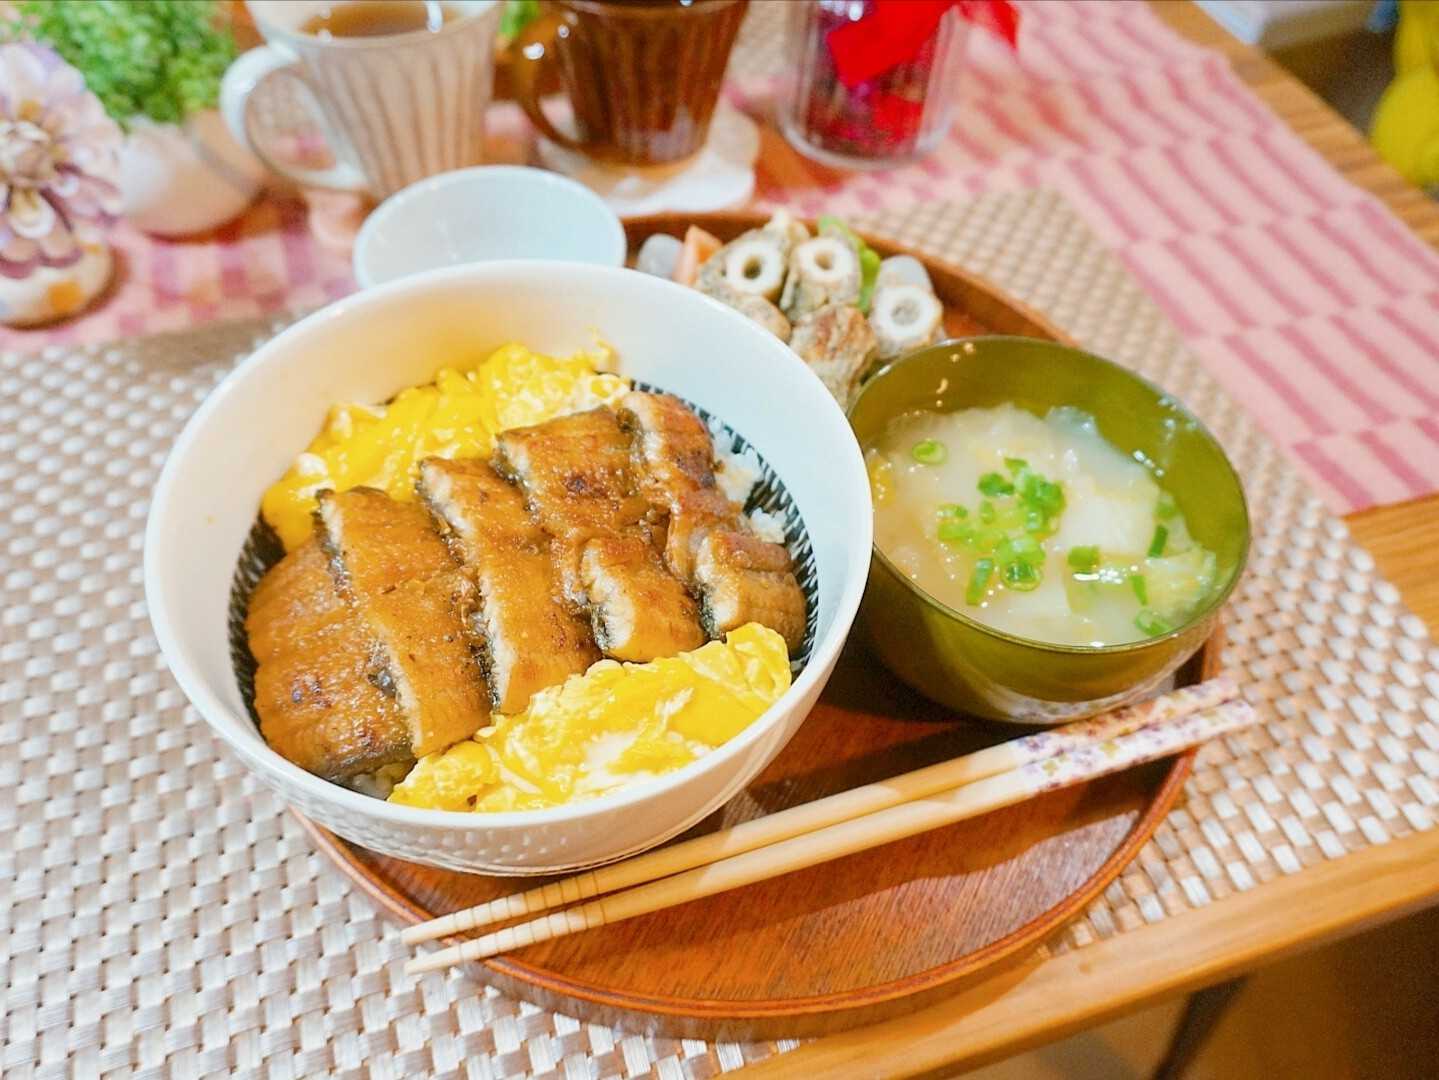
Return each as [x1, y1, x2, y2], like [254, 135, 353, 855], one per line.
[0, 42, 122, 327]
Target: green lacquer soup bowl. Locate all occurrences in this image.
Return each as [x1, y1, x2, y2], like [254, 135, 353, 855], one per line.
[849, 337, 1250, 724]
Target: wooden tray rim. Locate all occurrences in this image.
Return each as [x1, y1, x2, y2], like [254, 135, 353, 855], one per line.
[298, 744, 1195, 1019]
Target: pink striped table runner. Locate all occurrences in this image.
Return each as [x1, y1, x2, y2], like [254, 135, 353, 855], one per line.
[3, 0, 1435, 512]
[736, 0, 1439, 512]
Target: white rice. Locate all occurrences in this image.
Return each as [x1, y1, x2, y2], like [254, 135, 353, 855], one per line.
[346, 761, 412, 800]
[712, 420, 763, 506]
[747, 508, 786, 544]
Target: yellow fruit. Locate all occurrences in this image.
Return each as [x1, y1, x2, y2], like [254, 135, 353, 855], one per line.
[1394, 0, 1439, 74]
[388, 623, 792, 812]
[1370, 63, 1439, 188]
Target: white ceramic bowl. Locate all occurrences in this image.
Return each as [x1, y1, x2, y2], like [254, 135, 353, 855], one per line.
[145, 261, 871, 874]
[353, 166, 626, 289]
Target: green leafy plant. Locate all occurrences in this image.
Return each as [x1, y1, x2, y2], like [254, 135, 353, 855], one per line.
[1, 0, 237, 128]
[498, 0, 540, 42]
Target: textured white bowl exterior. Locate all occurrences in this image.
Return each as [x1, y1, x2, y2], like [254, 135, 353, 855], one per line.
[145, 262, 871, 874]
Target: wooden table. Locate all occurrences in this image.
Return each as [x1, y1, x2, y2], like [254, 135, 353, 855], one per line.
[741, 5, 1439, 1076]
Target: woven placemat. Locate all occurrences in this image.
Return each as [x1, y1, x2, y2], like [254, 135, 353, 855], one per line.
[3, 191, 1436, 1079]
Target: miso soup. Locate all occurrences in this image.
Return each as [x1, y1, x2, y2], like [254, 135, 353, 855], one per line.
[867, 404, 1218, 647]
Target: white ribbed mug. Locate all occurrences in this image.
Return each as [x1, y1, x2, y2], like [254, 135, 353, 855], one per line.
[222, 1, 500, 198]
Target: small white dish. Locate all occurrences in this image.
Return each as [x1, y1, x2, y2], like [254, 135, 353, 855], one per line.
[536, 102, 760, 218]
[353, 165, 626, 288]
[144, 260, 871, 875]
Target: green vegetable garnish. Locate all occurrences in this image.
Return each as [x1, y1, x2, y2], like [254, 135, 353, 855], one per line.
[857, 247, 882, 312]
[996, 535, 1043, 566]
[937, 520, 974, 544]
[1130, 573, 1149, 605]
[2, 0, 237, 127]
[1022, 474, 1065, 516]
[817, 215, 881, 313]
[499, 0, 541, 40]
[1134, 609, 1173, 637]
[1148, 524, 1169, 558]
[1156, 491, 1179, 520]
[978, 472, 1015, 497]
[1067, 546, 1100, 573]
[1002, 560, 1041, 591]
[966, 558, 995, 605]
[932, 463, 1070, 596]
[911, 439, 947, 465]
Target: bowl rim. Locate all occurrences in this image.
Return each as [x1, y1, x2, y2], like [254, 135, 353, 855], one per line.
[144, 258, 872, 832]
[850, 334, 1251, 656]
[352, 165, 628, 288]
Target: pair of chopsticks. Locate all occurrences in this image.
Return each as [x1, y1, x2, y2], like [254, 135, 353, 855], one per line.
[403, 677, 1254, 976]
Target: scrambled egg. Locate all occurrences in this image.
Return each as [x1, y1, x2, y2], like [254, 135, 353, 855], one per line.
[388, 623, 791, 812]
[261, 342, 629, 550]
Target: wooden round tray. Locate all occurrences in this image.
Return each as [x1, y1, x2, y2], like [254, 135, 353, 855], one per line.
[300, 218, 1214, 1039]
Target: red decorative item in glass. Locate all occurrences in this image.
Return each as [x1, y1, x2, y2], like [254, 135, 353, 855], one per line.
[780, 0, 1019, 169]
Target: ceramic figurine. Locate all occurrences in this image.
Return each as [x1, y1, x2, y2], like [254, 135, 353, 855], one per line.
[0, 42, 121, 328]
[6, 0, 262, 239]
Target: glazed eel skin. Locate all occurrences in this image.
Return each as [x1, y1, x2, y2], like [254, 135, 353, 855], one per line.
[619, 391, 807, 652]
[247, 396, 806, 783]
[417, 457, 598, 714]
[494, 407, 706, 662]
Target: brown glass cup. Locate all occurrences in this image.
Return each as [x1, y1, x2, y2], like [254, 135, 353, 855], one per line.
[514, 0, 748, 166]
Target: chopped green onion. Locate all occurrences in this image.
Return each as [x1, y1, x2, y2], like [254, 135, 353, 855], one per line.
[1130, 573, 1149, 604]
[1067, 545, 1100, 573]
[978, 472, 1014, 497]
[978, 500, 996, 524]
[966, 558, 995, 605]
[1156, 491, 1179, 520]
[937, 503, 968, 519]
[818, 215, 881, 312]
[1011, 535, 1044, 564]
[937, 520, 974, 544]
[1002, 560, 1042, 591]
[1022, 475, 1065, 515]
[1148, 524, 1169, 558]
[911, 439, 948, 465]
[1024, 507, 1048, 535]
[975, 527, 1007, 552]
[857, 247, 882, 312]
[1134, 609, 1173, 637]
[1004, 457, 1028, 473]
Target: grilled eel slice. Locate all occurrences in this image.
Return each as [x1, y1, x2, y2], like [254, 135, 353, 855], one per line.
[494, 408, 705, 662]
[619, 391, 808, 652]
[315, 487, 489, 757]
[245, 539, 410, 782]
[417, 457, 599, 714]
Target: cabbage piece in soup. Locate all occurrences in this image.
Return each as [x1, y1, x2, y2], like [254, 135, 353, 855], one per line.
[867, 404, 1217, 647]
